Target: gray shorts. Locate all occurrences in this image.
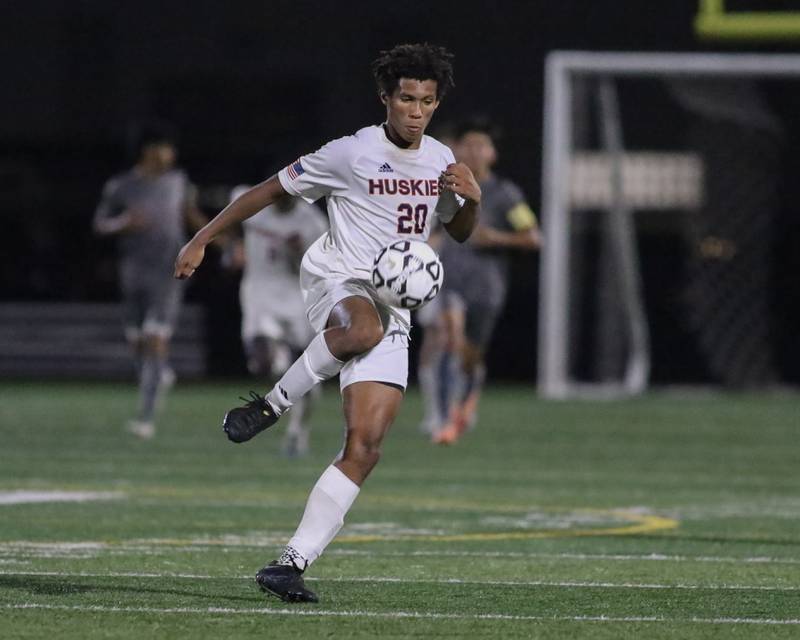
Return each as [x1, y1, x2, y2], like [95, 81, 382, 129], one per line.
[120, 263, 185, 340]
[442, 290, 502, 350]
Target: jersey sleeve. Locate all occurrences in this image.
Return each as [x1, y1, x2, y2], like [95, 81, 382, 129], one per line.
[278, 138, 352, 203]
[301, 206, 329, 249]
[502, 181, 538, 231]
[433, 147, 466, 224]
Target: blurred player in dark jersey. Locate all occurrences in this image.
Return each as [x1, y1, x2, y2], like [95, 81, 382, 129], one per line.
[428, 118, 541, 444]
[93, 123, 205, 439]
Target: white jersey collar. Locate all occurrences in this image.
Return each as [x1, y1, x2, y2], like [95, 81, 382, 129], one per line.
[377, 124, 426, 158]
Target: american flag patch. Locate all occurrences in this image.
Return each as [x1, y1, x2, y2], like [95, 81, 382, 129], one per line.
[287, 159, 305, 180]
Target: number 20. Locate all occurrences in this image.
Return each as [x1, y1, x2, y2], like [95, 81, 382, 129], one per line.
[397, 203, 428, 234]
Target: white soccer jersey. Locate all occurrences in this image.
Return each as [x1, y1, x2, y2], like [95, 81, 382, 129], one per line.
[278, 125, 464, 281]
[234, 187, 328, 290]
[233, 187, 328, 341]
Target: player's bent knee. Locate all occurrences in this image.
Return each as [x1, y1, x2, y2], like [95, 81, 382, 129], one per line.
[344, 322, 384, 354]
[344, 436, 382, 470]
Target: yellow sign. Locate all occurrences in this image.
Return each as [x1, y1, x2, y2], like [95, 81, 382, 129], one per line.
[696, 0, 800, 39]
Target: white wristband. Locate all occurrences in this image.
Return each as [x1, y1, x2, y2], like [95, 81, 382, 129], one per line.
[435, 190, 462, 224]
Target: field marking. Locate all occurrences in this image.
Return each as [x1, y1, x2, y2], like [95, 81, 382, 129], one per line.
[329, 550, 800, 565]
[1, 570, 798, 592]
[2, 603, 799, 625]
[319, 511, 678, 543]
[0, 491, 122, 505]
[0, 507, 678, 547]
[4, 540, 800, 566]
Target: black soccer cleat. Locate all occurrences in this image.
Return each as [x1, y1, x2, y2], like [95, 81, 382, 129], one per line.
[256, 561, 319, 603]
[222, 391, 279, 443]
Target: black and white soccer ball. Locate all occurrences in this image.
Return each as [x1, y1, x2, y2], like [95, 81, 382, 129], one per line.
[371, 239, 443, 310]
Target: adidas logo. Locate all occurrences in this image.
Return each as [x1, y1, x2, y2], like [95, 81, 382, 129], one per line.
[378, 162, 393, 173]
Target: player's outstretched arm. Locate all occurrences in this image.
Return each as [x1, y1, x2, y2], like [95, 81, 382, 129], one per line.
[441, 162, 481, 243]
[470, 200, 541, 250]
[470, 225, 542, 250]
[174, 175, 286, 279]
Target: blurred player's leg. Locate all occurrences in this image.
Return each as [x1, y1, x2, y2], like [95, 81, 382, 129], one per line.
[431, 296, 467, 443]
[282, 393, 313, 457]
[415, 299, 446, 435]
[272, 322, 314, 458]
[434, 299, 498, 444]
[242, 330, 315, 456]
[457, 343, 486, 431]
[126, 278, 183, 439]
[128, 333, 166, 439]
[244, 335, 272, 377]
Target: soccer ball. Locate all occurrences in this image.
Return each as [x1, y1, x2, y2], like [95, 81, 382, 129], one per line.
[371, 240, 443, 310]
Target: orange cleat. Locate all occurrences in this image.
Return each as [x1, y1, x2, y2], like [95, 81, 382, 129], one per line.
[431, 404, 469, 445]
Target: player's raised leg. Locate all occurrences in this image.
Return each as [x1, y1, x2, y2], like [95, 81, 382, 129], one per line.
[256, 379, 403, 602]
[222, 296, 383, 443]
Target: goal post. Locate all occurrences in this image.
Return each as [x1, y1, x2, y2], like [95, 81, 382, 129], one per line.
[538, 51, 800, 399]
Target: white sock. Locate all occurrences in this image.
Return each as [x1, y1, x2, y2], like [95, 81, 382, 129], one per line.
[281, 465, 360, 569]
[286, 396, 307, 437]
[266, 331, 343, 415]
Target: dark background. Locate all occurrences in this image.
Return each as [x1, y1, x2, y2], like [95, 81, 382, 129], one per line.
[2, 1, 798, 383]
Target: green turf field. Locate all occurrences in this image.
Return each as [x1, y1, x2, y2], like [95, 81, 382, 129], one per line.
[0, 381, 798, 638]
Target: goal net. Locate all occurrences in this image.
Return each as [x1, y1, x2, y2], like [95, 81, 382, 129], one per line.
[538, 52, 800, 398]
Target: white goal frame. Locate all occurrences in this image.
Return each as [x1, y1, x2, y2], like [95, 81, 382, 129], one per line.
[538, 51, 800, 399]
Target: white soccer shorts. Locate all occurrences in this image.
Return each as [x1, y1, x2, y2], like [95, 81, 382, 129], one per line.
[300, 237, 409, 391]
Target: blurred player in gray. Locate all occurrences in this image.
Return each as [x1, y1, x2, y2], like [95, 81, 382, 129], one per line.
[93, 124, 204, 439]
[427, 118, 541, 444]
[228, 187, 328, 456]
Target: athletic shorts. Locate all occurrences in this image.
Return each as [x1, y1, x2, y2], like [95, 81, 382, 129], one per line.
[442, 290, 502, 350]
[413, 293, 442, 328]
[239, 279, 313, 350]
[120, 263, 184, 340]
[300, 235, 409, 391]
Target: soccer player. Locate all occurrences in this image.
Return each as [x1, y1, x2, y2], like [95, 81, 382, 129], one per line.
[174, 43, 480, 603]
[430, 118, 541, 445]
[94, 124, 204, 439]
[229, 187, 328, 456]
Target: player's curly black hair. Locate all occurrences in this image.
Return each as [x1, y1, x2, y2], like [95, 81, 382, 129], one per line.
[371, 43, 455, 99]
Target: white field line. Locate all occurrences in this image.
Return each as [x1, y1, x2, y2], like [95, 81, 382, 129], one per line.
[2, 603, 800, 626]
[4, 543, 800, 566]
[0, 570, 797, 592]
[0, 491, 123, 505]
[329, 549, 800, 565]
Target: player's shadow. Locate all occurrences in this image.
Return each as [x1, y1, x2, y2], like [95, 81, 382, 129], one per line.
[0, 575, 259, 603]
[0, 575, 94, 596]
